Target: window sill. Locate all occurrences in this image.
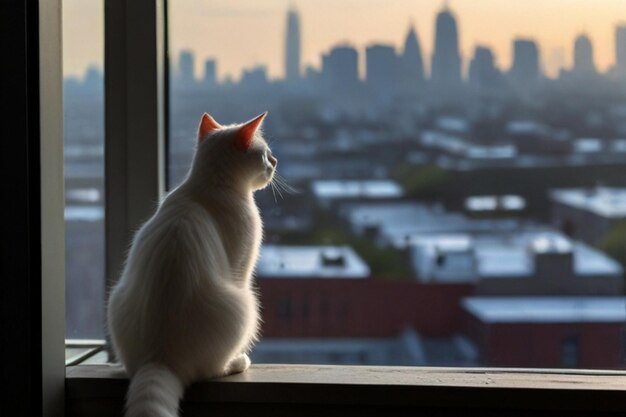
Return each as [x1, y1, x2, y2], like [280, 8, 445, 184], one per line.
[67, 364, 626, 416]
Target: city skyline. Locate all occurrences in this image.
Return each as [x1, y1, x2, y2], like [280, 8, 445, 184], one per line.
[166, 8, 623, 91]
[65, 0, 626, 80]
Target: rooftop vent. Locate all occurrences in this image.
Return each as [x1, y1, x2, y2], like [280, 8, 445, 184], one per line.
[320, 249, 346, 268]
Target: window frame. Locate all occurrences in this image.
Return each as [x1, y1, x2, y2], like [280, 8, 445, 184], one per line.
[8, 0, 622, 415]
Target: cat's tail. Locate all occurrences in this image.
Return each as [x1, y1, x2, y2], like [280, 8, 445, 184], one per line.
[125, 363, 184, 417]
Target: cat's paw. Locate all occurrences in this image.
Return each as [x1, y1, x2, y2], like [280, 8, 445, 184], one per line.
[225, 353, 251, 375]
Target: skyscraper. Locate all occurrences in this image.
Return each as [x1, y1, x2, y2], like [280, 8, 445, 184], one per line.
[399, 24, 425, 91]
[322, 45, 359, 93]
[509, 39, 540, 87]
[203, 59, 217, 87]
[468, 46, 501, 91]
[178, 50, 195, 88]
[573, 34, 596, 75]
[285, 7, 301, 83]
[431, 7, 462, 92]
[366, 44, 398, 93]
[616, 25, 626, 80]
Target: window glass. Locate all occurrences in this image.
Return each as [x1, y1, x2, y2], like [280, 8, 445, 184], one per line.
[169, 1, 626, 369]
[63, 0, 105, 339]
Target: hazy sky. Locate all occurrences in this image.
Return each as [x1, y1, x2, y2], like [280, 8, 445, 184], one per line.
[64, 0, 626, 80]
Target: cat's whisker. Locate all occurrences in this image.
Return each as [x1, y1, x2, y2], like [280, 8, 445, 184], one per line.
[272, 179, 285, 200]
[273, 173, 299, 194]
[270, 181, 278, 203]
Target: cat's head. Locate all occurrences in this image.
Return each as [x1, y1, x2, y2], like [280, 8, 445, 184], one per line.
[192, 112, 277, 192]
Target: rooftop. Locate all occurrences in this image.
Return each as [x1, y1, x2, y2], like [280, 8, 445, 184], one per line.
[463, 296, 626, 323]
[257, 245, 370, 279]
[551, 186, 626, 218]
[311, 180, 403, 201]
[465, 195, 526, 212]
[410, 230, 622, 282]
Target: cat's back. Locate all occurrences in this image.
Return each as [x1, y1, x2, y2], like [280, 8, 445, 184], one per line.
[119, 192, 229, 290]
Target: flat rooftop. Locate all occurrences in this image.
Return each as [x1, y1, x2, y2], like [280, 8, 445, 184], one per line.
[311, 180, 403, 201]
[551, 187, 626, 218]
[411, 230, 622, 282]
[463, 297, 626, 323]
[257, 245, 370, 279]
[342, 201, 522, 249]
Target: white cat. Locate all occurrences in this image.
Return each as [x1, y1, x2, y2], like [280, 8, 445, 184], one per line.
[107, 112, 277, 417]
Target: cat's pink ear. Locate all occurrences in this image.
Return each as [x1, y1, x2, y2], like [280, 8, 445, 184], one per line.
[235, 112, 267, 151]
[197, 113, 222, 143]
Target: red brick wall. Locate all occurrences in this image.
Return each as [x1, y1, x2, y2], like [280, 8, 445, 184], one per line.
[466, 319, 626, 369]
[257, 278, 474, 338]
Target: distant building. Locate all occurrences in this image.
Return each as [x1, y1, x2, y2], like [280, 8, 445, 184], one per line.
[342, 202, 520, 248]
[304, 65, 321, 84]
[468, 46, 501, 92]
[203, 59, 217, 87]
[82, 65, 103, 90]
[506, 120, 570, 155]
[463, 297, 626, 368]
[257, 278, 473, 338]
[321, 45, 359, 94]
[398, 24, 426, 92]
[572, 34, 596, 76]
[177, 50, 195, 87]
[253, 329, 428, 366]
[550, 187, 626, 244]
[616, 24, 626, 80]
[311, 179, 404, 209]
[431, 7, 462, 93]
[285, 7, 301, 83]
[409, 231, 623, 295]
[464, 195, 526, 216]
[257, 245, 370, 279]
[366, 44, 399, 94]
[509, 39, 540, 88]
[240, 65, 268, 89]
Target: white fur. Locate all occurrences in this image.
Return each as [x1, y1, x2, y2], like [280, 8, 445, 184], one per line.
[107, 119, 276, 417]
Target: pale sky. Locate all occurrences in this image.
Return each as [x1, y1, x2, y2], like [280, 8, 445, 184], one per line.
[64, 0, 626, 80]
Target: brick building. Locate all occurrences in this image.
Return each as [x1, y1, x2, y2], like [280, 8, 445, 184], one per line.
[463, 297, 626, 368]
[550, 186, 626, 244]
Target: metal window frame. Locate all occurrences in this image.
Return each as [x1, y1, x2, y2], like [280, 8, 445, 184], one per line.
[40, 0, 66, 414]
[104, 0, 167, 296]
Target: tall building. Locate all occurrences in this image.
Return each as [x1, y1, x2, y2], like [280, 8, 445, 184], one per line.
[178, 50, 195, 88]
[366, 44, 398, 93]
[468, 46, 500, 91]
[509, 39, 540, 87]
[573, 34, 596, 75]
[399, 24, 425, 92]
[431, 7, 462, 92]
[203, 59, 217, 87]
[321, 45, 359, 93]
[285, 7, 301, 83]
[616, 25, 626, 80]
